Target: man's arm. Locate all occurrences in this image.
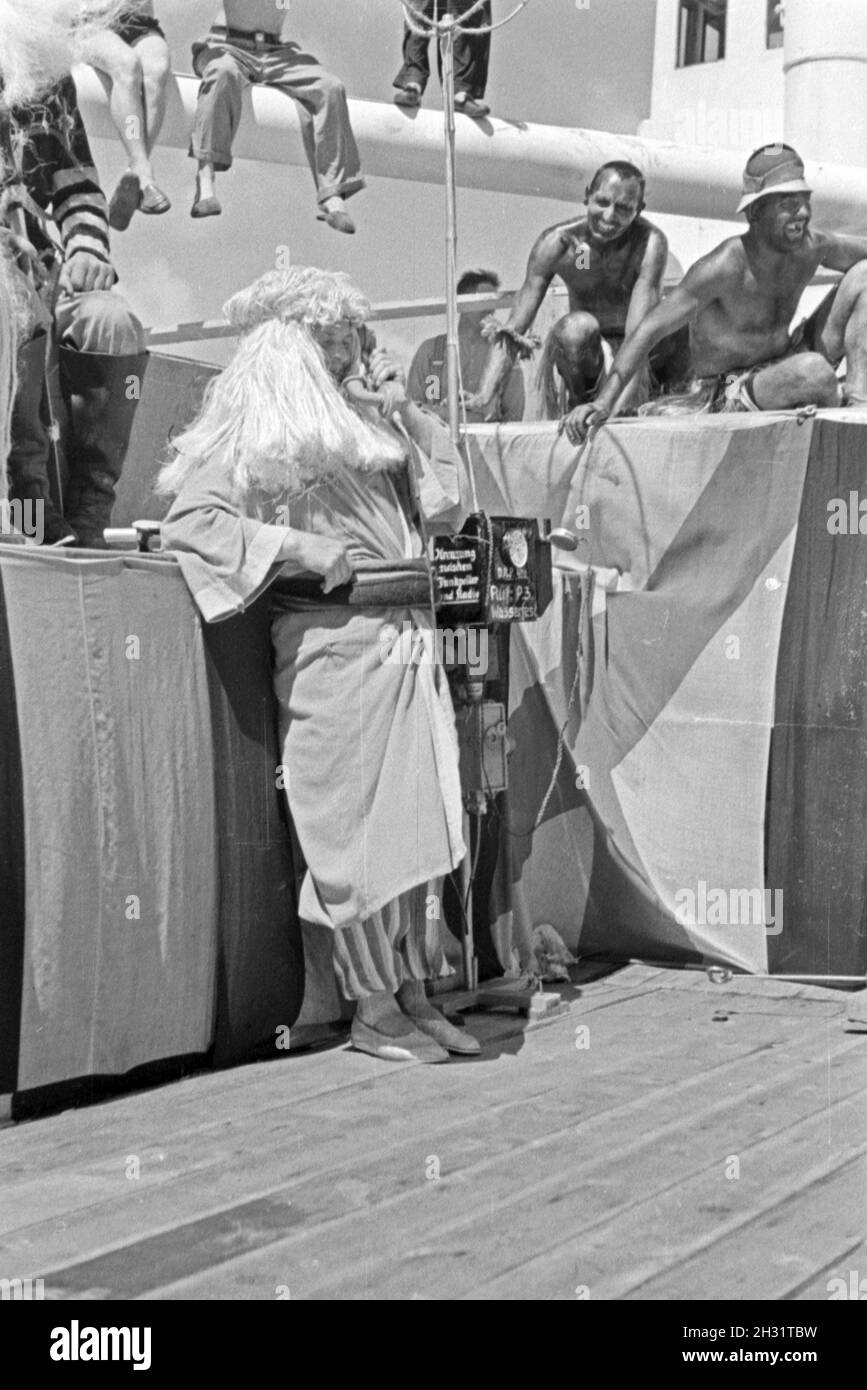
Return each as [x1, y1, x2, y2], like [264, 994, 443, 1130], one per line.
[467, 228, 561, 414]
[21, 80, 116, 293]
[499, 363, 525, 422]
[561, 250, 726, 443]
[815, 231, 867, 274]
[611, 225, 669, 413]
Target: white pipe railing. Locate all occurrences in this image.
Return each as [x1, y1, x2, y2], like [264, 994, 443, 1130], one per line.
[73, 66, 867, 232]
[146, 290, 519, 346]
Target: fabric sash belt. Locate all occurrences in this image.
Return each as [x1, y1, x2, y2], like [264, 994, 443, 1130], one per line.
[273, 560, 434, 609]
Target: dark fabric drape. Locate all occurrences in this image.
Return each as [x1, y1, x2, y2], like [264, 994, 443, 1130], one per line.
[767, 419, 867, 978]
[203, 595, 304, 1064]
[0, 566, 25, 1092]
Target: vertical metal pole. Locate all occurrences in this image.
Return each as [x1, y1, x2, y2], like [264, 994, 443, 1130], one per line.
[440, 18, 461, 446]
[440, 13, 473, 988]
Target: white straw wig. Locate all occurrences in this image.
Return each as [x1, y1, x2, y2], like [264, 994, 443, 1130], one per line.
[224, 265, 372, 336]
[0, 0, 129, 107]
[159, 267, 406, 501]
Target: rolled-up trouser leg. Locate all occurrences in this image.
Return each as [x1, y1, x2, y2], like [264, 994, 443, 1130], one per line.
[453, 0, 491, 96]
[7, 334, 74, 545]
[332, 882, 453, 1000]
[393, 0, 433, 92]
[59, 347, 149, 548]
[266, 48, 365, 204]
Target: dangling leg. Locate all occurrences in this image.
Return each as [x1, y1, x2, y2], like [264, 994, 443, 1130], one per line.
[189, 47, 248, 218]
[135, 30, 172, 215]
[393, 0, 433, 107]
[82, 30, 166, 230]
[452, 0, 492, 117]
[266, 45, 365, 234]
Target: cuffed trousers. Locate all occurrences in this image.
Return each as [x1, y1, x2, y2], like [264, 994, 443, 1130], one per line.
[394, 0, 492, 99]
[54, 291, 145, 356]
[332, 881, 454, 1000]
[190, 29, 365, 204]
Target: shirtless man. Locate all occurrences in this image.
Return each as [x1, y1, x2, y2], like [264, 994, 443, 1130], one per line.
[190, 1, 364, 232]
[466, 160, 686, 419]
[563, 144, 867, 444]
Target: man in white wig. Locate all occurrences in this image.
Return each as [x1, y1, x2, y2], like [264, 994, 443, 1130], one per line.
[0, 0, 147, 546]
[160, 266, 482, 1063]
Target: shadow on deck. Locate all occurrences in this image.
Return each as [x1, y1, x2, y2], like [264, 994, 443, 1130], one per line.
[1, 964, 865, 1301]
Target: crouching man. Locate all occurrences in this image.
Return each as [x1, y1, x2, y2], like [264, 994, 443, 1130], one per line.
[563, 144, 867, 444]
[465, 160, 688, 421]
[4, 78, 147, 546]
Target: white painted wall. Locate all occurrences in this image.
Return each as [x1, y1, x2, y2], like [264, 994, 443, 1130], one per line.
[785, 0, 867, 167]
[641, 0, 784, 149]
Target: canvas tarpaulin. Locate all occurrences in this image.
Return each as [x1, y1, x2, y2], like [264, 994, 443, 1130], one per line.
[0, 545, 302, 1100]
[2, 412, 866, 1096]
[463, 413, 867, 982]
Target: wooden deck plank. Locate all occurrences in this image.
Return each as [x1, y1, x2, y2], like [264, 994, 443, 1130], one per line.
[213, 1042, 867, 1302]
[468, 1076, 867, 1299]
[622, 1156, 867, 1302]
[2, 974, 860, 1300]
[1, 970, 844, 1184]
[789, 1238, 867, 1300]
[0, 966, 838, 1178]
[26, 1005, 862, 1299]
[0, 979, 757, 1227]
[0, 990, 805, 1269]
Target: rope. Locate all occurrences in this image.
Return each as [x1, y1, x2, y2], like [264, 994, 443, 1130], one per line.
[399, 0, 532, 40]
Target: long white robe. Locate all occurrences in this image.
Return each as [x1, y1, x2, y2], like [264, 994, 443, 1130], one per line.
[162, 422, 469, 933]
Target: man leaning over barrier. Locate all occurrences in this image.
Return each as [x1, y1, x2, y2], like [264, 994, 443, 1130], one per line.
[465, 160, 688, 422]
[563, 144, 867, 444]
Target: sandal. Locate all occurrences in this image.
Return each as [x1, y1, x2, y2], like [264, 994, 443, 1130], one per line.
[139, 183, 171, 215]
[394, 82, 422, 109]
[316, 201, 355, 234]
[454, 92, 490, 119]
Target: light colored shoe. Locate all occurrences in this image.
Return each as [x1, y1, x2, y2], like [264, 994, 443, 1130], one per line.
[316, 199, 356, 234]
[394, 83, 422, 109]
[350, 1016, 449, 1063]
[409, 1010, 482, 1055]
[191, 192, 221, 219]
[453, 92, 490, 119]
[140, 183, 171, 215]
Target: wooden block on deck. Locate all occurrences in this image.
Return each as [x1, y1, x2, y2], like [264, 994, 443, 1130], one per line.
[471, 978, 568, 1021]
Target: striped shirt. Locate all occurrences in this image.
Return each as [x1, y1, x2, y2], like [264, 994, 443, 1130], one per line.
[10, 79, 114, 277]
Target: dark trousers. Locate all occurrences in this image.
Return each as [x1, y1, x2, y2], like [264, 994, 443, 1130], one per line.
[394, 0, 491, 99]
